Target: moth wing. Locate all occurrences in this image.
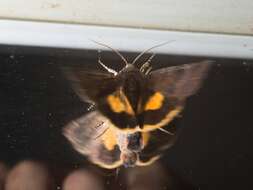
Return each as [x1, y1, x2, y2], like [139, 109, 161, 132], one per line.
[139, 61, 212, 131]
[63, 111, 122, 169]
[148, 60, 213, 99]
[62, 66, 137, 132]
[62, 67, 118, 103]
[138, 126, 178, 164]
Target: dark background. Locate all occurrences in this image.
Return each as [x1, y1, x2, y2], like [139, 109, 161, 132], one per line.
[0, 45, 253, 190]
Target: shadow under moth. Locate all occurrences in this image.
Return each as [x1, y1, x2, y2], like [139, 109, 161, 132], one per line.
[62, 42, 212, 169]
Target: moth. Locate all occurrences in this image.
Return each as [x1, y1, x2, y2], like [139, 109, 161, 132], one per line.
[63, 42, 212, 169]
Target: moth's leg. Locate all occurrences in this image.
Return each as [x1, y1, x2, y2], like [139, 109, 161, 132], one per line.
[140, 63, 152, 75]
[87, 103, 95, 111]
[140, 53, 155, 74]
[145, 66, 153, 75]
[140, 62, 149, 73]
[157, 127, 174, 136]
[98, 50, 118, 76]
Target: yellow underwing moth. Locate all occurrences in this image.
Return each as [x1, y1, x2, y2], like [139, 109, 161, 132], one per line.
[62, 42, 212, 169]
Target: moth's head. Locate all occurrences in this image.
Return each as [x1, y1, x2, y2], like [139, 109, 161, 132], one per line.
[92, 40, 169, 76]
[117, 63, 137, 74]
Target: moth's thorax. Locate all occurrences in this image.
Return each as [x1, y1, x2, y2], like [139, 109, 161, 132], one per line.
[117, 65, 146, 113]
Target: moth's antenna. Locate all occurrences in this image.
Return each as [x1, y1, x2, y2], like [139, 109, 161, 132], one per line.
[157, 127, 174, 136]
[87, 103, 95, 111]
[91, 40, 128, 66]
[132, 41, 174, 65]
[98, 50, 118, 75]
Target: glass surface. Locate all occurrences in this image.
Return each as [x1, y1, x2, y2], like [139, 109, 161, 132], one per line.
[0, 45, 252, 190]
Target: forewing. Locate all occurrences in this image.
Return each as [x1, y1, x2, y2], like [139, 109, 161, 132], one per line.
[139, 61, 212, 132]
[148, 60, 213, 99]
[63, 111, 122, 169]
[138, 125, 178, 164]
[62, 67, 118, 103]
[62, 66, 139, 132]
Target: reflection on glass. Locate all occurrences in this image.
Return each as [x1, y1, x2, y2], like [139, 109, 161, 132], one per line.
[1, 46, 252, 190]
[0, 160, 195, 190]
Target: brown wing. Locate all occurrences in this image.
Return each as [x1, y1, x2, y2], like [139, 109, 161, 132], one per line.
[62, 67, 118, 103]
[63, 111, 122, 169]
[138, 124, 178, 163]
[147, 60, 213, 100]
[62, 66, 139, 132]
[139, 61, 213, 131]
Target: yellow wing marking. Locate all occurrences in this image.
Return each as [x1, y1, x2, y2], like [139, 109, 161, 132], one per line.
[142, 132, 151, 147]
[136, 155, 161, 166]
[143, 107, 182, 132]
[107, 90, 134, 115]
[144, 92, 164, 111]
[94, 159, 123, 169]
[101, 127, 117, 151]
[110, 107, 183, 133]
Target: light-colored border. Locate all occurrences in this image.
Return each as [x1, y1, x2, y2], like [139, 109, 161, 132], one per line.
[0, 19, 253, 59]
